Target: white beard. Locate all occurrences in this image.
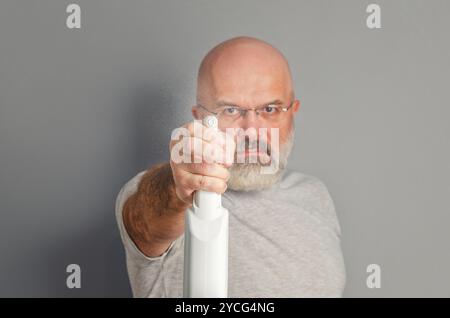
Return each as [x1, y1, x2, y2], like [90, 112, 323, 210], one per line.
[227, 126, 295, 191]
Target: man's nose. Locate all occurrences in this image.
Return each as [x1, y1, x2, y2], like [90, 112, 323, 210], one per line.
[239, 110, 263, 130]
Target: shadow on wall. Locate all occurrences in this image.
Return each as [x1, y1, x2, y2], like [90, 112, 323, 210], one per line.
[40, 81, 183, 297]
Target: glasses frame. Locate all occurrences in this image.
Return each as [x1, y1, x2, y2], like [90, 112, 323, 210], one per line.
[196, 100, 295, 121]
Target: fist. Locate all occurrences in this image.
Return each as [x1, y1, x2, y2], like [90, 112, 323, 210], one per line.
[169, 120, 236, 204]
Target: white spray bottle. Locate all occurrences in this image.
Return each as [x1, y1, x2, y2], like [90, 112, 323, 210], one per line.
[183, 115, 229, 298]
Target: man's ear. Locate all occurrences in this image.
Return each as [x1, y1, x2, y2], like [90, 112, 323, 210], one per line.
[192, 105, 200, 119]
[292, 100, 300, 113]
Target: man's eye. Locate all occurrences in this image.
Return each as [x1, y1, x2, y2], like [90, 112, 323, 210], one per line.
[224, 107, 238, 115]
[263, 105, 277, 113]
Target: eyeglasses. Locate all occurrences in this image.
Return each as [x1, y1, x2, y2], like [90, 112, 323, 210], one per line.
[197, 101, 295, 123]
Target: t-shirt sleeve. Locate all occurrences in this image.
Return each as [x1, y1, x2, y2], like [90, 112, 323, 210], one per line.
[114, 170, 184, 297]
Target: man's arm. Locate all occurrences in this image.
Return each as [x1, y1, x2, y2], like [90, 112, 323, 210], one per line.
[122, 121, 234, 258]
[122, 163, 190, 257]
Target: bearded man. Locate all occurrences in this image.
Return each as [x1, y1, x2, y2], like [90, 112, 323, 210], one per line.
[115, 36, 346, 297]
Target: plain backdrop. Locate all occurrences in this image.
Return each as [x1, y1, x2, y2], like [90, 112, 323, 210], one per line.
[0, 0, 449, 297]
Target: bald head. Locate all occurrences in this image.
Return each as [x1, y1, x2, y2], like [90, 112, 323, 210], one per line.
[194, 37, 299, 191]
[196, 36, 294, 109]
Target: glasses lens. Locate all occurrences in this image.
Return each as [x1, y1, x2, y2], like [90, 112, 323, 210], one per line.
[216, 107, 241, 123]
[259, 106, 282, 121]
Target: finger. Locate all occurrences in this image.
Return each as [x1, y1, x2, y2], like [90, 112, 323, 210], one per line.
[185, 173, 228, 194]
[170, 136, 219, 165]
[179, 162, 230, 181]
[184, 121, 222, 143]
[190, 137, 225, 164]
[180, 136, 226, 164]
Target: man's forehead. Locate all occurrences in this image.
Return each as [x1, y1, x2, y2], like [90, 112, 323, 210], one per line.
[208, 70, 291, 105]
[208, 48, 290, 80]
[197, 37, 293, 105]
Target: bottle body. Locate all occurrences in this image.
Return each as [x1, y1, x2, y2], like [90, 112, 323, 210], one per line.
[183, 201, 229, 298]
[183, 115, 228, 297]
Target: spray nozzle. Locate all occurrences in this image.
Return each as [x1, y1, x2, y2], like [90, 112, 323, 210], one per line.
[204, 115, 218, 129]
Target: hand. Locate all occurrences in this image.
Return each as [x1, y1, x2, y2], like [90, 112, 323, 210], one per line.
[169, 120, 236, 204]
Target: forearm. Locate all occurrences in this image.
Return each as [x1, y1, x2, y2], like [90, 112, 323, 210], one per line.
[122, 163, 190, 257]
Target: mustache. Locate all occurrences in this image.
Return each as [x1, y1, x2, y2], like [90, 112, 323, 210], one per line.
[232, 135, 275, 166]
[235, 135, 271, 155]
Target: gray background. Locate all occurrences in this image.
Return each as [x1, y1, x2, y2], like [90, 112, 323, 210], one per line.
[0, 0, 449, 297]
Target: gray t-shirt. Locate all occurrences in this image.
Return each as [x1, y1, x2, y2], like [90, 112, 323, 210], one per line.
[115, 169, 346, 297]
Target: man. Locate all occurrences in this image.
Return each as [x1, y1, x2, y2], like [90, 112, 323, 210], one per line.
[115, 36, 346, 297]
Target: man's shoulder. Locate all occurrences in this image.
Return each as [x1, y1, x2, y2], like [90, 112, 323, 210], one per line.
[279, 169, 336, 213]
[280, 169, 340, 234]
[280, 169, 329, 191]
